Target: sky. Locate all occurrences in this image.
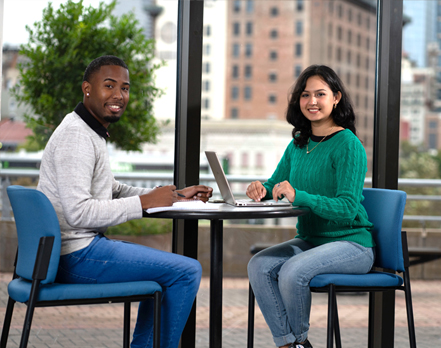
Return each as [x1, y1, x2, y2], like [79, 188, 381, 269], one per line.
[2, 0, 105, 46]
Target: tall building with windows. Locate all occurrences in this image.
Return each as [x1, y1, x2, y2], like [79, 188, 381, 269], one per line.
[224, 0, 377, 171]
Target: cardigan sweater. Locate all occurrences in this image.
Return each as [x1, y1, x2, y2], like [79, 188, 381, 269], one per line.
[37, 110, 152, 255]
[263, 129, 375, 248]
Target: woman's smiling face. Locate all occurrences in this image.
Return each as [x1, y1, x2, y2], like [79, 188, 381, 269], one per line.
[299, 75, 341, 125]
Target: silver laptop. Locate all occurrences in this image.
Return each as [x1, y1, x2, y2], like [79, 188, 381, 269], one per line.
[205, 151, 291, 207]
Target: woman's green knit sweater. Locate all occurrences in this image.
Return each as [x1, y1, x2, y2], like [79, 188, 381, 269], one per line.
[263, 129, 375, 248]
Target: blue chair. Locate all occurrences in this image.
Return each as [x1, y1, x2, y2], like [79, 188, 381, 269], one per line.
[247, 188, 417, 348]
[1, 186, 162, 348]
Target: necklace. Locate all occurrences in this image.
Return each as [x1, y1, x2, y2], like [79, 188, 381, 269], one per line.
[306, 126, 335, 154]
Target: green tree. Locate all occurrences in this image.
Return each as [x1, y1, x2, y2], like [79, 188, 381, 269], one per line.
[399, 141, 441, 229]
[14, 0, 163, 151]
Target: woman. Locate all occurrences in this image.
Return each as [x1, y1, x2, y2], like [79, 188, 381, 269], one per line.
[246, 65, 375, 348]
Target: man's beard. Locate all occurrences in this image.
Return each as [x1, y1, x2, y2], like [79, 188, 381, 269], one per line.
[104, 115, 120, 124]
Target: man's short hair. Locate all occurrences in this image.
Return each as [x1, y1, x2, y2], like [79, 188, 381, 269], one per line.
[83, 55, 128, 82]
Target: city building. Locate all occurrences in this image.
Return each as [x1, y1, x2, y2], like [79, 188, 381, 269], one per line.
[402, 0, 437, 68]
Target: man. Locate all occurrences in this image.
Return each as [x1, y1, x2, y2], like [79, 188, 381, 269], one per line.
[37, 55, 212, 348]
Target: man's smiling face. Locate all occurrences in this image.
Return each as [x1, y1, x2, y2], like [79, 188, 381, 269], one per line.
[82, 65, 130, 128]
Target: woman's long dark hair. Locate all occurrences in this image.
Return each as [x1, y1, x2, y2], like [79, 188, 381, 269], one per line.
[286, 65, 357, 148]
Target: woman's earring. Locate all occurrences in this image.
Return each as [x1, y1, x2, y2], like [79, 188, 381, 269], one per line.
[87, 93, 90, 97]
[334, 103, 337, 109]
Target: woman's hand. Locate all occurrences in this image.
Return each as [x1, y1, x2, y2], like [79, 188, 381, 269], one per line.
[272, 181, 296, 203]
[178, 185, 213, 202]
[246, 181, 267, 202]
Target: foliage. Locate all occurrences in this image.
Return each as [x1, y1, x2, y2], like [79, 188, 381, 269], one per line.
[13, 0, 163, 151]
[106, 218, 172, 236]
[399, 141, 441, 229]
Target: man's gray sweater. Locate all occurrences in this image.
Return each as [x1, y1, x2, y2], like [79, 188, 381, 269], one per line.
[37, 111, 152, 255]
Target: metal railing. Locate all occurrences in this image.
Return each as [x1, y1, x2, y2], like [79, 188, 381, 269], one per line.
[2, 169, 441, 228]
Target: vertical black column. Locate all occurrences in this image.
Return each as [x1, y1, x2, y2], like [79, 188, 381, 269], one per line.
[173, 1, 204, 347]
[370, 1, 403, 347]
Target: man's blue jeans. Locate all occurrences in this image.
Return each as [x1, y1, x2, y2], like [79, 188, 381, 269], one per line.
[248, 238, 374, 346]
[56, 234, 202, 348]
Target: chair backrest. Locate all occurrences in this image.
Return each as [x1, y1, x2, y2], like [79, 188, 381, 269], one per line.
[7, 185, 61, 284]
[362, 188, 407, 272]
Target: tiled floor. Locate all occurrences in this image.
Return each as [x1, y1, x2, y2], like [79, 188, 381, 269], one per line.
[1, 273, 441, 347]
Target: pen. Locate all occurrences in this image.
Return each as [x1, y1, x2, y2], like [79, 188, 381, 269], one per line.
[154, 185, 185, 197]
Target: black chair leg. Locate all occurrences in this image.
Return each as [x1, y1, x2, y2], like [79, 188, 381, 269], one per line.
[333, 294, 341, 348]
[247, 283, 255, 348]
[403, 272, 417, 348]
[1, 297, 16, 348]
[326, 284, 336, 348]
[153, 291, 161, 348]
[123, 302, 131, 348]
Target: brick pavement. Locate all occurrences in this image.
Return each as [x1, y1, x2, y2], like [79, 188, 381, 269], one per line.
[1, 273, 441, 348]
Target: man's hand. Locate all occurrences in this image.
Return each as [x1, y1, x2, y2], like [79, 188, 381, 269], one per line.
[177, 185, 213, 202]
[246, 181, 267, 202]
[140, 185, 178, 209]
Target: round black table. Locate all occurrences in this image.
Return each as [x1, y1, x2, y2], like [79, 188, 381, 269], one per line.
[145, 203, 309, 348]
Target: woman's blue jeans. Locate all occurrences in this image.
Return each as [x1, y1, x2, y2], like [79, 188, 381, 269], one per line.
[247, 238, 374, 347]
[56, 234, 202, 348]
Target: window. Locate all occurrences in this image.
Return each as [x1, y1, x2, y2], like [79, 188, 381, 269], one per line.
[233, 43, 240, 57]
[246, 22, 253, 36]
[256, 153, 263, 168]
[233, 22, 240, 36]
[245, 43, 253, 57]
[328, 23, 333, 38]
[245, 65, 252, 79]
[366, 57, 369, 70]
[204, 25, 211, 36]
[270, 50, 278, 60]
[294, 65, 302, 78]
[269, 72, 277, 82]
[242, 153, 249, 168]
[365, 77, 369, 89]
[337, 26, 342, 41]
[231, 108, 239, 119]
[295, 43, 302, 57]
[356, 74, 360, 87]
[429, 134, 437, 149]
[203, 80, 210, 91]
[203, 62, 211, 74]
[347, 51, 351, 65]
[429, 121, 438, 129]
[246, 0, 254, 13]
[203, 98, 210, 109]
[270, 29, 278, 39]
[356, 54, 361, 67]
[357, 33, 361, 47]
[348, 30, 352, 44]
[328, 45, 332, 59]
[296, 21, 303, 36]
[337, 4, 343, 18]
[270, 7, 279, 17]
[348, 8, 352, 22]
[204, 44, 211, 56]
[336, 47, 341, 62]
[268, 94, 277, 104]
[233, 0, 241, 13]
[357, 13, 362, 26]
[297, 0, 304, 11]
[366, 38, 370, 50]
[346, 72, 351, 86]
[232, 65, 239, 78]
[232, 86, 239, 100]
[244, 86, 252, 100]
